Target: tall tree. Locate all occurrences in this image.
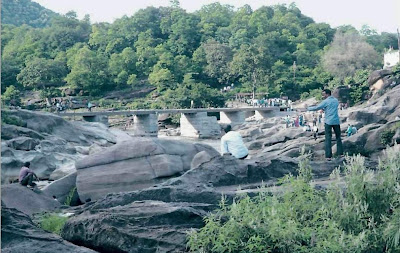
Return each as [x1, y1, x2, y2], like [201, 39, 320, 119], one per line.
[322, 30, 381, 80]
[65, 46, 110, 95]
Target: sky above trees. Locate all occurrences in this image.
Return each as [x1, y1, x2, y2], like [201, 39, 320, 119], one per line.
[33, 0, 399, 33]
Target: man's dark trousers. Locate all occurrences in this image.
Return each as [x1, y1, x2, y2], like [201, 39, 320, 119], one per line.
[20, 173, 34, 186]
[324, 124, 343, 158]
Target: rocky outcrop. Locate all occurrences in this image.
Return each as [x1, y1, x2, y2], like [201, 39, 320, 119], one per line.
[61, 152, 342, 252]
[62, 200, 207, 253]
[6, 136, 40, 151]
[368, 69, 392, 87]
[42, 172, 81, 206]
[1, 206, 96, 253]
[338, 121, 400, 156]
[1, 184, 61, 215]
[76, 138, 220, 201]
[1, 109, 117, 183]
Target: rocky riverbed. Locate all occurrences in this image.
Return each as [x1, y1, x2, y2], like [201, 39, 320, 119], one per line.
[2, 72, 400, 252]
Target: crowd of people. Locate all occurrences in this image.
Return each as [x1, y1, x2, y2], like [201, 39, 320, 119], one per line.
[52, 98, 93, 112]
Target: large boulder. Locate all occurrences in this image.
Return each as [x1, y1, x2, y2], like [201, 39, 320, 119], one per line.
[76, 138, 219, 201]
[50, 163, 76, 180]
[1, 184, 61, 216]
[62, 200, 207, 253]
[367, 69, 392, 87]
[1, 149, 63, 182]
[1, 109, 117, 183]
[42, 172, 81, 206]
[1, 124, 45, 141]
[1, 206, 96, 253]
[338, 121, 399, 156]
[345, 84, 400, 124]
[6, 136, 40, 151]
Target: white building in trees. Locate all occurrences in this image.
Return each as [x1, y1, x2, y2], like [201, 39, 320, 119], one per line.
[384, 48, 400, 68]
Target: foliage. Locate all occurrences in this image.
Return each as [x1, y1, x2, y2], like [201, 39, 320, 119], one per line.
[64, 187, 77, 206]
[2, 85, 21, 106]
[38, 213, 69, 235]
[1, 111, 26, 127]
[17, 57, 67, 89]
[347, 69, 371, 105]
[380, 123, 400, 146]
[300, 88, 322, 101]
[322, 30, 381, 80]
[2, 1, 398, 106]
[188, 144, 400, 253]
[1, 0, 58, 28]
[391, 63, 400, 80]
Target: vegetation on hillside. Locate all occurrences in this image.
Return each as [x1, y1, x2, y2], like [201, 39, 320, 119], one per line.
[1, 0, 398, 109]
[188, 145, 400, 253]
[1, 0, 58, 28]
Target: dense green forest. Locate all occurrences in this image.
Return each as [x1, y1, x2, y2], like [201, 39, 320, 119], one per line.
[1, 0, 399, 109]
[1, 0, 58, 28]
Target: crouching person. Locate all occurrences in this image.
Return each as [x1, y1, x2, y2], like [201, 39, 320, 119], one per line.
[19, 162, 38, 187]
[221, 125, 249, 160]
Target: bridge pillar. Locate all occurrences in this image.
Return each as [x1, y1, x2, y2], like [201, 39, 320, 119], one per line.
[219, 111, 245, 126]
[254, 110, 274, 120]
[132, 114, 158, 136]
[245, 111, 255, 119]
[180, 112, 221, 138]
[82, 115, 109, 126]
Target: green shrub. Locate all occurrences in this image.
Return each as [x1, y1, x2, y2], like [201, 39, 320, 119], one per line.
[38, 213, 69, 235]
[64, 187, 76, 206]
[380, 123, 400, 146]
[188, 144, 400, 253]
[2, 85, 21, 106]
[1, 111, 26, 127]
[381, 129, 396, 145]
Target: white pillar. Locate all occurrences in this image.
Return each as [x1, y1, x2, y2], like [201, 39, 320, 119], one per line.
[133, 114, 158, 136]
[219, 111, 245, 126]
[180, 112, 221, 138]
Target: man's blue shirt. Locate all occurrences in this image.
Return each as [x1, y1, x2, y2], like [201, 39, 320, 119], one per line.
[308, 96, 340, 125]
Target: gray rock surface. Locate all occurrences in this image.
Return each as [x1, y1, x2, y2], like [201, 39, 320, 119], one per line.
[50, 163, 76, 180]
[1, 206, 96, 253]
[6, 136, 40, 151]
[62, 201, 207, 253]
[1, 109, 117, 183]
[76, 138, 220, 201]
[42, 172, 80, 205]
[1, 184, 61, 216]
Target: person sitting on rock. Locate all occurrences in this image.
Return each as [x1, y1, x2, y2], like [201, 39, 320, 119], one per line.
[221, 124, 249, 160]
[19, 162, 38, 187]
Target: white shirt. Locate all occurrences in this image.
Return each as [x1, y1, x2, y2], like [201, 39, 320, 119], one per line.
[221, 131, 249, 159]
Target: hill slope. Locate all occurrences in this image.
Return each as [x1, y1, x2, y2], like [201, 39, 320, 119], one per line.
[1, 0, 59, 28]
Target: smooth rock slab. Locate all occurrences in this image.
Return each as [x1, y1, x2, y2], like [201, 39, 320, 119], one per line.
[76, 138, 219, 201]
[1, 206, 96, 253]
[1, 184, 61, 216]
[62, 200, 207, 253]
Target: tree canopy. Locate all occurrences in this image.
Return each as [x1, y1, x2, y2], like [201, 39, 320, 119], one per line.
[1, 0, 397, 107]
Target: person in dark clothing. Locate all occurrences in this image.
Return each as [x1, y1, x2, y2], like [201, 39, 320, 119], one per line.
[19, 162, 38, 187]
[308, 89, 343, 160]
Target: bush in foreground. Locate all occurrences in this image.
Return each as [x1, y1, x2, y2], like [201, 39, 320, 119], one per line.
[38, 213, 69, 235]
[188, 145, 400, 253]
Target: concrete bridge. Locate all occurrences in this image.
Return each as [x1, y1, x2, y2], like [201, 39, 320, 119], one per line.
[59, 107, 285, 138]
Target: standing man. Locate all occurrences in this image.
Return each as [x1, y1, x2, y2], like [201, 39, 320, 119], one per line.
[221, 125, 249, 160]
[87, 101, 92, 112]
[308, 89, 343, 160]
[19, 162, 38, 187]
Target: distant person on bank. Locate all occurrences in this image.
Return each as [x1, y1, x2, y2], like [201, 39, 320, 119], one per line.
[19, 162, 38, 187]
[221, 125, 249, 160]
[307, 89, 343, 160]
